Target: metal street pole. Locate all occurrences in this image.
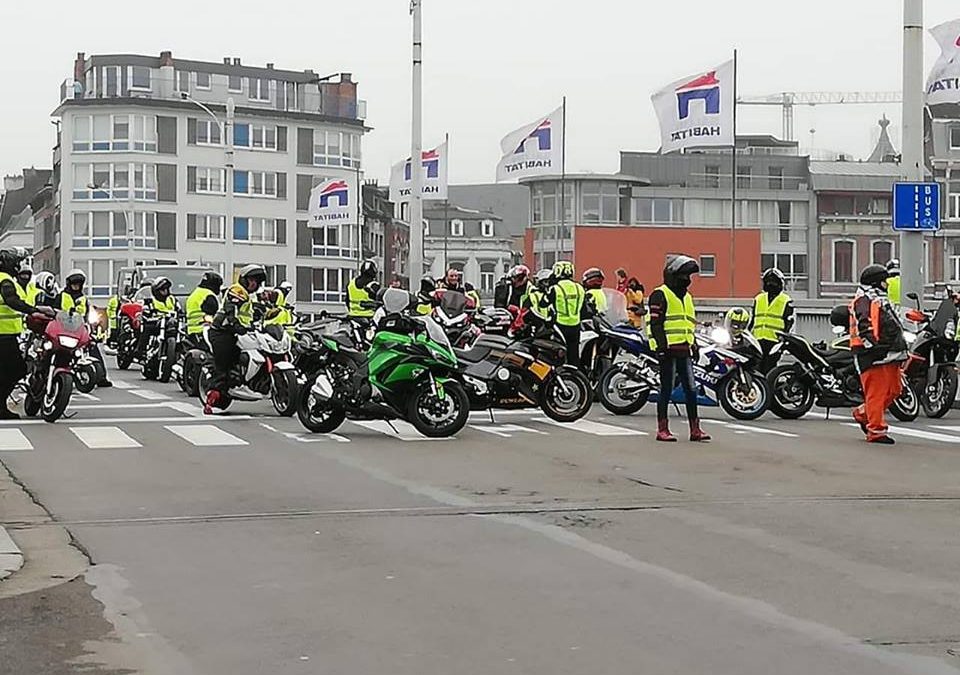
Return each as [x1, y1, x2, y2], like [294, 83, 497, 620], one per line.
[900, 0, 924, 303]
[409, 0, 424, 286]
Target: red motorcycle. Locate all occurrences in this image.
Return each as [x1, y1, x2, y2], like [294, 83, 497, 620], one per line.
[23, 311, 91, 422]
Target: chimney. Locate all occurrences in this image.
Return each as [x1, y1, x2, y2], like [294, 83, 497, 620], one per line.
[223, 57, 231, 65]
[233, 58, 241, 66]
[159, 50, 174, 67]
[266, 63, 274, 70]
[157, 51, 176, 99]
[340, 72, 353, 83]
[73, 52, 86, 83]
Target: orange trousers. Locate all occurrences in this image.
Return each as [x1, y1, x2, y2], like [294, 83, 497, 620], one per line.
[854, 363, 903, 440]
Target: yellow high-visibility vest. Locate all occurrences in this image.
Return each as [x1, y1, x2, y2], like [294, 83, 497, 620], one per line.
[752, 291, 791, 342]
[649, 285, 696, 351]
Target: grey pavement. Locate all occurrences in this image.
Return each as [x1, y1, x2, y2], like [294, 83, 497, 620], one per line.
[1, 365, 960, 674]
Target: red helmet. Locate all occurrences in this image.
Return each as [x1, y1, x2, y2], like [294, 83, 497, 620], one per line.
[510, 264, 530, 285]
[582, 267, 604, 289]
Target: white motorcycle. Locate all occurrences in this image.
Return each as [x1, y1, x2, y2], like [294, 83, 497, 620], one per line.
[197, 323, 300, 416]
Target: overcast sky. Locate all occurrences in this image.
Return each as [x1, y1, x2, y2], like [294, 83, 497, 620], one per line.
[0, 0, 957, 184]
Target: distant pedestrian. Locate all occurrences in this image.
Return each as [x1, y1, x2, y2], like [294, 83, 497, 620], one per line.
[615, 268, 628, 294]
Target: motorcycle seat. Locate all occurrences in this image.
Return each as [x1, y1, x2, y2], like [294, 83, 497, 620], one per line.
[456, 334, 511, 363]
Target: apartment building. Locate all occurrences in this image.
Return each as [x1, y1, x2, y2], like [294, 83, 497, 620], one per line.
[41, 51, 368, 311]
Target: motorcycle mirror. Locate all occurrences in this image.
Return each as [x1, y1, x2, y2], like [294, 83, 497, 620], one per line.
[906, 292, 919, 300]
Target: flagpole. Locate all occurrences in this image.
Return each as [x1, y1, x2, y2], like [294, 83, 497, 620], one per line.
[409, 0, 424, 286]
[357, 163, 363, 267]
[557, 96, 567, 263]
[443, 132, 449, 271]
[729, 48, 738, 298]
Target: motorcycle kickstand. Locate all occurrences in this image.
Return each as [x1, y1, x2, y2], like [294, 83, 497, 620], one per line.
[825, 407, 831, 420]
[487, 409, 496, 424]
[386, 420, 400, 435]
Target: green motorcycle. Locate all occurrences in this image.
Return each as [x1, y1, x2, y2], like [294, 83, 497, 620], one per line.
[296, 288, 470, 438]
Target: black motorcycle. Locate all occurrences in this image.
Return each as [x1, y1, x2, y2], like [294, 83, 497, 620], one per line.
[767, 308, 919, 422]
[141, 311, 180, 383]
[902, 292, 959, 419]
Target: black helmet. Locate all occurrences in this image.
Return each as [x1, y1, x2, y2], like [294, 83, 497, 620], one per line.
[762, 267, 785, 285]
[829, 304, 850, 328]
[663, 254, 699, 288]
[151, 276, 172, 298]
[237, 264, 267, 289]
[886, 258, 901, 276]
[65, 268, 86, 287]
[0, 249, 23, 274]
[419, 274, 436, 297]
[860, 264, 889, 289]
[359, 259, 378, 278]
[201, 271, 223, 292]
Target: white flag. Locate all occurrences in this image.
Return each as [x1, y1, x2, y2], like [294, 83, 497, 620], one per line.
[389, 141, 449, 203]
[495, 106, 564, 182]
[308, 176, 356, 228]
[926, 19, 960, 105]
[651, 60, 735, 153]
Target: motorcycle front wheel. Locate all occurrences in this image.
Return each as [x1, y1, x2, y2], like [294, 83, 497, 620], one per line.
[767, 364, 815, 420]
[407, 379, 470, 438]
[598, 364, 650, 416]
[271, 369, 299, 417]
[41, 372, 72, 423]
[889, 374, 920, 422]
[179, 357, 199, 397]
[540, 367, 593, 422]
[158, 337, 177, 383]
[717, 370, 769, 421]
[920, 369, 958, 419]
[116, 319, 135, 370]
[296, 387, 346, 433]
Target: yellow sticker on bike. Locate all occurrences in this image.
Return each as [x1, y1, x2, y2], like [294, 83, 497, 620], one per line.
[528, 361, 551, 380]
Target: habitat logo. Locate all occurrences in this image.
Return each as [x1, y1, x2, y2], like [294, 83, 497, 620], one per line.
[676, 70, 721, 120]
[319, 180, 349, 208]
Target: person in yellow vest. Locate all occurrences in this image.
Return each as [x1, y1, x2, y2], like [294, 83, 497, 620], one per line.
[648, 255, 709, 443]
[15, 265, 40, 306]
[415, 275, 437, 315]
[464, 282, 482, 310]
[277, 280, 295, 328]
[0, 250, 52, 418]
[750, 268, 795, 373]
[55, 269, 113, 388]
[523, 268, 555, 326]
[886, 259, 901, 306]
[205, 264, 265, 414]
[545, 261, 585, 367]
[185, 271, 223, 346]
[345, 259, 380, 323]
[581, 267, 608, 317]
[134, 276, 178, 360]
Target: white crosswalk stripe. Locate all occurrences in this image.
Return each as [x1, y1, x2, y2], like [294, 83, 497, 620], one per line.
[470, 423, 549, 438]
[349, 420, 451, 441]
[165, 425, 248, 447]
[70, 426, 141, 449]
[130, 389, 170, 401]
[111, 380, 135, 389]
[0, 429, 32, 451]
[534, 417, 643, 436]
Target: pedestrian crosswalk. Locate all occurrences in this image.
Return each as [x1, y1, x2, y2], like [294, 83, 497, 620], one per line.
[70, 426, 142, 449]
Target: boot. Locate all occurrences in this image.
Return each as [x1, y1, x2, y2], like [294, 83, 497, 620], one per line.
[203, 390, 220, 415]
[689, 419, 711, 442]
[656, 419, 677, 442]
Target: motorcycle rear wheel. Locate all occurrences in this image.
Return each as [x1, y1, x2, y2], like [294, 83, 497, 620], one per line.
[23, 392, 40, 418]
[920, 369, 958, 419]
[41, 372, 72, 423]
[296, 388, 346, 433]
[598, 364, 649, 416]
[75, 363, 97, 394]
[541, 367, 593, 422]
[767, 364, 815, 420]
[116, 319, 135, 370]
[889, 374, 919, 422]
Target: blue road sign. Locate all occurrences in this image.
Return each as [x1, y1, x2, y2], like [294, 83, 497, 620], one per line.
[892, 182, 941, 232]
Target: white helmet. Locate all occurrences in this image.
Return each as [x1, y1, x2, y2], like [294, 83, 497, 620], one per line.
[34, 271, 58, 296]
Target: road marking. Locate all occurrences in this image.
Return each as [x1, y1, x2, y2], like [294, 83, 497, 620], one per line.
[259, 422, 351, 444]
[111, 380, 135, 390]
[70, 426, 142, 449]
[0, 429, 32, 451]
[349, 420, 450, 441]
[130, 389, 170, 401]
[165, 425, 249, 447]
[164, 401, 205, 417]
[534, 417, 642, 436]
[68, 403, 172, 410]
[712, 421, 798, 438]
[467, 409, 539, 419]
[470, 423, 549, 438]
[0, 415, 255, 426]
[75, 393, 100, 402]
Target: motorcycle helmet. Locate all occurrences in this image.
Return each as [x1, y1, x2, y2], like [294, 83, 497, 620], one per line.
[65, 268, 86, 289]
[202, 271, 224, 293]
[17, 264, 33, 285]
[535, 268, 554, 290]
[859, 264, 889, 289]
[0, 249, 22, 274]
[151, 276, 172, 300]
[582, 267, 604, 290]
[510, 264, 530, 285]
[278, 280, 293, 297]
[359, 259, 378, 279]
[663, 255, 699, 289]
[886, 258, 901, 276]
[724, 307, 751, 336]
[762, 268, 785, 293]
[419, 274, 436, 298]
[829, 304, 850, 328]
[237, 264, 267, 292]
[34, 271, 57, 296]
[552, 260, 574, 279]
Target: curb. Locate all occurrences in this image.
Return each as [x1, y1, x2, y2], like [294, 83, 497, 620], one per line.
[0, 525, 24, 582]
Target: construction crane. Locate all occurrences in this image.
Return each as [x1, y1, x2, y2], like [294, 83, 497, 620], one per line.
[737, 92, 903, 142]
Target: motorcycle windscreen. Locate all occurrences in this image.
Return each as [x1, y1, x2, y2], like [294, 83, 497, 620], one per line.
[414, 315, 454, 352]
[928, 297, 957, 337]
[601, 289, 629, 326]
[56, 311, 86, 333]
[439, 290, 468, 317]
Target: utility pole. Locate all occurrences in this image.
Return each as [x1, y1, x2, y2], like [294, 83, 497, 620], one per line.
[900, 0, 924, 302]
[408, 0, 424, 285]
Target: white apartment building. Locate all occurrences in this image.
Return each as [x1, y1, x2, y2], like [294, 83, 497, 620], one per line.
[42, 51, 368, 311]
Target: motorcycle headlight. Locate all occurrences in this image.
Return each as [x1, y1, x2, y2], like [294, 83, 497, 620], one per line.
[710, 327, 731, 346]
[59, 335, 79, 349]
[904, 331, 918, 345]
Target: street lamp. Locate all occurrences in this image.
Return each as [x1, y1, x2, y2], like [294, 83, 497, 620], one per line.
[180, 92, 235, 277]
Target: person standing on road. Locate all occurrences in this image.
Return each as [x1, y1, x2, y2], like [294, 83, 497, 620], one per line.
[54, 269, 112, 388]
[750, 268, 794, 373]
[185, 271, 223, 346]
[850, 264, 908, 445]
[345, 260, 380, 322]
[546, 261, 584, 367]
[648, 255, 710, 443]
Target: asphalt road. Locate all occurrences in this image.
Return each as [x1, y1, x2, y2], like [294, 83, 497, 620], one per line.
[2, 364, 960, 674]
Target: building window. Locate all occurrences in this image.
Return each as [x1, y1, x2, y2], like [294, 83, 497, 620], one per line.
[72, 258, 127, 297]
[193, 214, 225, 241]
[778, 227, 790, 243]
[699, 255, 716, 277]
[175, 70, 190, 93]
[249, 77, 271, 102]
[450, 219, 464, 236]
[228, 74, 243, 93]
[704, 165, 720, 188]
[736, 166, 752, 189]
[313, 131, 361, 168]
[233, 170, 277, 197]
[196, 119, 221, 145]
[234, 123, 277, 150]
[72, 212, 127, 249]
[195, 72, 211, 90]
[951, 127, 960, 150]
[580, 182, 621, 223]
[192, 167, 226, 194]
[833, 240, 855, 283]
[950, 190, 960, 220]
[768, 167, 784, 189]
[480, 263, 497, 293]
[481, 219, 494, 237]
[278, 81, 300, 111]
[311, 224, 358, 258]
[129, 66, 151, 90]
[72, 114, 156, 153]
[129, 212, 157, 248]
[233, 217, 277, 244]
[73, 163, 156, 201]
[871, 197, 891, 216]
[762, 252, 809, 291]
[311, 268, 351, 303]
[633, 198, 683, 224]
[871, 240, 894, 266]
